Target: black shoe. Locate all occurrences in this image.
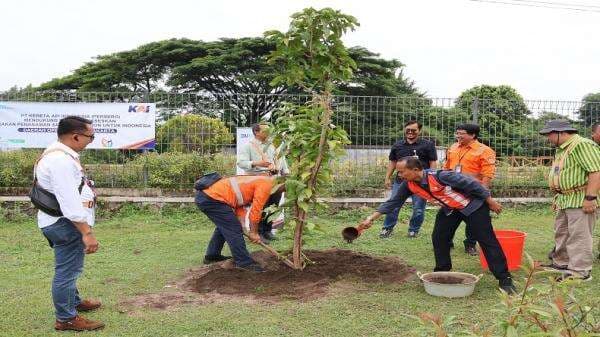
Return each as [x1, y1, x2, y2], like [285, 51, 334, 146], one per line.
[499, 278, 517, 295]
[465, 246, 478, 256]
[203, 255, 232, 264]
[259, 235, 271, 244]
[235, 263, 266, 273]
[262, 232, 277, 241]
[379, 228, 394, 239]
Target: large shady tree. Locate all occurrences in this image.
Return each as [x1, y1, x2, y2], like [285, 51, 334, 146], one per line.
[265, 8, 357, 269]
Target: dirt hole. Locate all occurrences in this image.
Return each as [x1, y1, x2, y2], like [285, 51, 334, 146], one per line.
[121, 249, 415, 311]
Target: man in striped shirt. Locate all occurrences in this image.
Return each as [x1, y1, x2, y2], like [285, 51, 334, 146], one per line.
[540, 120, 600, 281]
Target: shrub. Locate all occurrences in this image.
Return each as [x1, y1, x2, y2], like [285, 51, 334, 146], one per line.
[156, 115, 233, 154]
[0, 150, 40, 187]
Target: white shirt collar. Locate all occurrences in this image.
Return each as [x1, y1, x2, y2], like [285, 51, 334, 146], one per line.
[44, 141, 80, 160]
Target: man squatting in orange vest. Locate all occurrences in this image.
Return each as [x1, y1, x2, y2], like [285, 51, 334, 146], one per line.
[195, 175, 281, 272]
[359, 156, 517, 294]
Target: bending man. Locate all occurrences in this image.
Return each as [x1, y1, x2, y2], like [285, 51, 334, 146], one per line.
[359, 157, 516, 294]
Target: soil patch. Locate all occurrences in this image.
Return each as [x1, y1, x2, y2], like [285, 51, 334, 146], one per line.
[426, 275, 468, 284]
[121, 249, 414, 311]
[185, 248, 414, 301]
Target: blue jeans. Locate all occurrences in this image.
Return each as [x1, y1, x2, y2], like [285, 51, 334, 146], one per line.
[195, 191, 255, 267]
[41, 218, 84, 321]
[383, 180, 427, 233]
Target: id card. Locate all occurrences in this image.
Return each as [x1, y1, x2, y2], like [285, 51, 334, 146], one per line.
[454, 165, 462, 173]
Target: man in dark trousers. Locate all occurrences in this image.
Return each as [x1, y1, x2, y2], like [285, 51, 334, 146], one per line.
[360, 157, 516, 294]
[380, 120, 437, 238]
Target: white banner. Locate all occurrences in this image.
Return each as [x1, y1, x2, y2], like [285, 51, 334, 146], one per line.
[235, 127, 253, 175]
[0, 102, 156, 149]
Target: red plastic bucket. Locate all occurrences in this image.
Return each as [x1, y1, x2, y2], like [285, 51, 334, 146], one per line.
[479, 230, 527, 271]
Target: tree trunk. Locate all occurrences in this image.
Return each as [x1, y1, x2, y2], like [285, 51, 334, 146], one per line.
[292, 205, 306, 269]
[291, 92, 333, 270]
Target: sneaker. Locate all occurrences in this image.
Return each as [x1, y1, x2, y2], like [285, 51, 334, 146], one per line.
[203, 254, 232, 264]
[236, 263, 266, 273]
[498, 278, 517, 295]
[55, 315, 105, 331]
[407, 231, 418, 238]
[555, 271, 593, 282]
[379, 228, 394, 239]
[465, 246, 478, 256]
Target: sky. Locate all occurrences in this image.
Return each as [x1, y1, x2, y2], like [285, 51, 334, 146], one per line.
[1, 0, 599, 101]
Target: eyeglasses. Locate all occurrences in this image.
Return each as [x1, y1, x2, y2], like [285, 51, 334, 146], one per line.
[454, 131, 469, 136]
[405, 129, 419, 133]
[76, 133, 95, 141]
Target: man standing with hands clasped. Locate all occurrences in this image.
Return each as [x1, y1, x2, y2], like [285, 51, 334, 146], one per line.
[539, 120, 600, 281]
[32, 116, 104, 331]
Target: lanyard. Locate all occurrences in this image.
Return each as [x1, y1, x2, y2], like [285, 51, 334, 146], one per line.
[457, 147, 472, 164]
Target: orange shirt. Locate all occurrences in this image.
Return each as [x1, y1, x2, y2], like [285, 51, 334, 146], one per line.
[443, 140, 496, 183]
[204, 175, 274, 225]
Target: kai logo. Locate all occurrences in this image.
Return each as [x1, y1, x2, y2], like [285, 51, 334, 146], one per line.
[128, 105, 150, 113]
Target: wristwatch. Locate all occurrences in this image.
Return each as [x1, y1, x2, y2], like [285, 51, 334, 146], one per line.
[584, 195, 597, 201]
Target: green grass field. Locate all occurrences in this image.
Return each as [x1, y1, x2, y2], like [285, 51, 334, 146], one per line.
[1, 204, 598, 337]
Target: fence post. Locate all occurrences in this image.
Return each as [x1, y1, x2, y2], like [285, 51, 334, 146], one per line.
[472, 97, 479, 123]
[142, 90, 150, 187]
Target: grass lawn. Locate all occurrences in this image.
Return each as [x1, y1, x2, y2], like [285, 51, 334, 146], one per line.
[1, 203, 599, 336]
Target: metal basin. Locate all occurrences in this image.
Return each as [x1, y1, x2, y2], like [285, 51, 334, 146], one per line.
[417, 271, 483, 298]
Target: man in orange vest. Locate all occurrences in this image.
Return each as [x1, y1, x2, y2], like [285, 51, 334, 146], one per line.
[443, 123, 496, 256]
[359, 157, 516, 294]
[195, 175, 279, 272]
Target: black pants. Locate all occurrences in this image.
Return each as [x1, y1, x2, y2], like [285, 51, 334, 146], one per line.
[448, 221, 477, 249]
[258, 190, 283, 236]
[432, 204, 511, 281]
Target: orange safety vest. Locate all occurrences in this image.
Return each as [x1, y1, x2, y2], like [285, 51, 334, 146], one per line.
[407, 171, 471, 210]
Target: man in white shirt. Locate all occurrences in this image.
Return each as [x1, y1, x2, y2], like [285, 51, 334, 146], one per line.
[237, 123, 288, 242]
[34, 116, 104, 331]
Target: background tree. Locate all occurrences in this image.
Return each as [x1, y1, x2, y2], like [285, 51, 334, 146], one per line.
[578, 92, 600, 126]
[40, 38, 206, 93]
[266, 7, 357, 269]
[455, 85, 531, 156]
[36, 37, 421, 129]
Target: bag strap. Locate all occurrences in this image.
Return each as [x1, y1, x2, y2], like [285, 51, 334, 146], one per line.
[33, 148, 85, 191]
[549, 139, 579, 191]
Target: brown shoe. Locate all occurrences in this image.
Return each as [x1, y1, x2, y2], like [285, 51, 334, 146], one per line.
[76, 299, 102, 312]
[55, 315, 105, 331]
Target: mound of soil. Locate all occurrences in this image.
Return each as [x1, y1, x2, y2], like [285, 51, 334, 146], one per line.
[184, 248, 415, 301]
